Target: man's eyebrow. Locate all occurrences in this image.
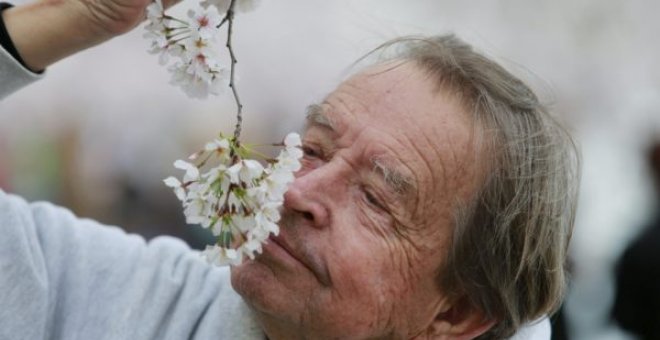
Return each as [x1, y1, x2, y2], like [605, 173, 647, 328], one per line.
[371, 157, 416, 198]
[305, 104, 335, 131]
[305, 104, 415, 197]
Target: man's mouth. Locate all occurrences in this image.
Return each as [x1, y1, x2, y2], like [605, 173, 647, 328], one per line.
[261, 234, 331, 286]
[264, 234, 308, 268]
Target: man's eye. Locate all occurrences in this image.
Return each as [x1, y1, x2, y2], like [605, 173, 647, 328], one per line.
[303, 145, 321, 158]
[363, 188, 386, 211]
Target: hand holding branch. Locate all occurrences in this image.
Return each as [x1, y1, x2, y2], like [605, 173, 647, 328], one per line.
[2, 0, 179, 70]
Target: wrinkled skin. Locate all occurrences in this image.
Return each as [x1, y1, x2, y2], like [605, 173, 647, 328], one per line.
[231, 62, 488, 339]
[75, 0, 166, 36]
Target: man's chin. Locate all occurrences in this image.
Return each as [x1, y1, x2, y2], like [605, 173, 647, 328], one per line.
[230, 259, 273, 303]
[230, 258, 295, 315]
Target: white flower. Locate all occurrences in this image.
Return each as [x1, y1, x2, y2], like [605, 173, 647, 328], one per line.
[203, 165, 229, 191]
[183, 198, 209, 225]
[205, 138, 231, 152]
[143, 0, 262, 99]
[144, 1, 228, 99]
[254, 205, 280, 238]
[187, 8, 222, 40]
[174, 160, 200, 182]
[210, 217, 225, 236]
[273, 132, 303, 172]
[163, 176, 186, 201]
[168, 61, 225, 99]
[183, 37, 220, 66]
[144, 21, 183, 65]
[146, 0, 164, 21]
[257, 201, 281, 223]
[201, 244, 222, 263]
[260, 169, 291, 201]
[223, 248, 243, 265]
[275, 149, 302, 172]
[242, 160, 265, 180]
[242, 239, 263, 259]
[233, 215, 256, 233]
[225, 163, 241, 184]
[165, 133, 302, 266]
[284, 132, 301, 148]
[147, 34, 172, 65]
[227, 159, 264, 184]
[144, 0, 192, 66]
[202, 245, 243, 266]
[227, 191, 243, 211]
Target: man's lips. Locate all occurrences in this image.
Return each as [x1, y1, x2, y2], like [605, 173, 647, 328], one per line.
[265, 234, 309, 269]
[263, 234, 331, 286]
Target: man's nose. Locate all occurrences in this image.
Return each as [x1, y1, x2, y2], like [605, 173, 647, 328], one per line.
[282, 169, 333, 229]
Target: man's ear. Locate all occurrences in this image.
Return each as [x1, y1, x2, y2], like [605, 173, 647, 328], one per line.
[422, 296, 496, 340]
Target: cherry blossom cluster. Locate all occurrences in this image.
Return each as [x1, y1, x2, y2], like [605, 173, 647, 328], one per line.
[144, 0, 261, 98]
[146, 0, 294, 266]
[164, 133, 302, 265]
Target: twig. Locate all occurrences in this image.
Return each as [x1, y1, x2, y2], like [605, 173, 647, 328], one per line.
[217, 14, 229, 28]
[225, 0, 243, 143]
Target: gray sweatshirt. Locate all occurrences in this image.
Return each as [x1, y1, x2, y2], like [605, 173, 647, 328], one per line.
[0, 189, 264, 340]
[0, 43, 550, 340]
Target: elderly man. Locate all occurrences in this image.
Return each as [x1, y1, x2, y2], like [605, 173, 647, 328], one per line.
[0, 0, 578, 339]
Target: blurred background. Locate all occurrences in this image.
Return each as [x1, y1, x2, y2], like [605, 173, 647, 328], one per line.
[2, 0, 660, 339]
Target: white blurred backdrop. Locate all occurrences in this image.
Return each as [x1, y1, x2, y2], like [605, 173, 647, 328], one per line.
[2, 1, 660, 339]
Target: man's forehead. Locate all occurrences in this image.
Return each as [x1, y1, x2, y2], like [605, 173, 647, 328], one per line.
[304, 104, 416, 198]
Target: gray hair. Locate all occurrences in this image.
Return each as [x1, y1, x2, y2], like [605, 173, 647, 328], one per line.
[366, 35, 579, 339]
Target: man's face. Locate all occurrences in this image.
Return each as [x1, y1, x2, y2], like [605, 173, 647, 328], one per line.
[231, 62, 481, 339]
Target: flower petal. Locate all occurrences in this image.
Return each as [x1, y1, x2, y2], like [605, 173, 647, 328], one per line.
[163, 176, 182, 188]
[284, 132, 302, 148]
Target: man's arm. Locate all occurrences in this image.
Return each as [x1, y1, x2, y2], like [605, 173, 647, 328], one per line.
[2, 0, 156, 72]
[0, 190, 264, 339]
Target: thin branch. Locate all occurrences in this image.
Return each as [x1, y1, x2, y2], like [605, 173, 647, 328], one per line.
[225, 0, 243, 143]
[217, 14, 229, 28]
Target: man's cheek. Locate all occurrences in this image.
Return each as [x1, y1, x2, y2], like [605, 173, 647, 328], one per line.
[324, 259, 399, 335]
[330, 249, 396, 300]
[340, 240, 418, 313]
